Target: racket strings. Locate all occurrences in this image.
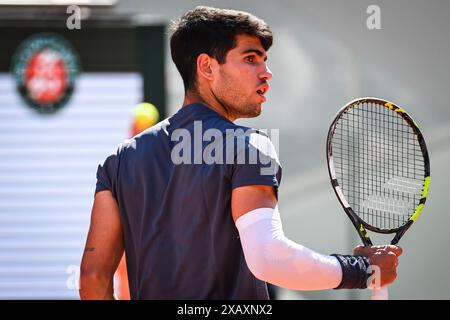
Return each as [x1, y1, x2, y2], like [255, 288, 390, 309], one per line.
[332, 102, 425, 230]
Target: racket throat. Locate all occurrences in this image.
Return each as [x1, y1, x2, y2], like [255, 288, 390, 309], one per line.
[345, 209, 373, 246]
[391, 220, 414, 245]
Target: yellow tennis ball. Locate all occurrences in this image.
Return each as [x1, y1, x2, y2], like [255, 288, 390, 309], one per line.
[133, 102, 160, 129]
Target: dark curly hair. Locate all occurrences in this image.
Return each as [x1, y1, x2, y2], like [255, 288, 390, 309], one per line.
[169, 6, 273, 92]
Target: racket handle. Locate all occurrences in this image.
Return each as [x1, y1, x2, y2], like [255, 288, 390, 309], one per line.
[371, 286, 389, 300]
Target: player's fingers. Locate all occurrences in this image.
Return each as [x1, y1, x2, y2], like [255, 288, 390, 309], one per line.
[369, 255, 399, 287]
[386, 251, 398, 266]
[384, 268, 398, 286]
[355, 245, 385, 257]
[353, 245, 366, 256]
[373, 245, 403, 257]
[359, 245, 389, 256]
[354, 245, 379, 257]
[385, 245, 403, 256]
[369, 251, 397, 267]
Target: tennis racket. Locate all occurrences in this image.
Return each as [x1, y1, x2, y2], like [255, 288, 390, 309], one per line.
[326, 97, 430, 300]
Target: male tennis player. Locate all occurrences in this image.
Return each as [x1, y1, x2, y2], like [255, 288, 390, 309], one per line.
[80, 6, 402, 299]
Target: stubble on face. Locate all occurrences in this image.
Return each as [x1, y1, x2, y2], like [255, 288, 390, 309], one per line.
[213, 67, 262, 120]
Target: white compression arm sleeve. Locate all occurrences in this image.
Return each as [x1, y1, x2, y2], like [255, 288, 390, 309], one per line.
[236, 207, 342, 290]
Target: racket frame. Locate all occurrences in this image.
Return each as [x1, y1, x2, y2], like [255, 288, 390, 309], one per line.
[326, 97, 430, 246]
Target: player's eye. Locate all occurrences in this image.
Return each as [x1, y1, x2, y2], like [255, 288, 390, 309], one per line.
[245, 55, 256, 63]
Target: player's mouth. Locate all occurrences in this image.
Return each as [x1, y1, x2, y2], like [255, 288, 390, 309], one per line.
[256, 84, 269, 103]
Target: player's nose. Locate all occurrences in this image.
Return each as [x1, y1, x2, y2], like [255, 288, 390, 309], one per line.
[260, 65, 273, 81]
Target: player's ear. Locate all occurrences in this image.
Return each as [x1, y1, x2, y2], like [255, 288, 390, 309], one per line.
[197, 53, 217, 81]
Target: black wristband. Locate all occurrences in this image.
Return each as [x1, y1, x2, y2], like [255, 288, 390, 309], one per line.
[331, 254, 371, 289]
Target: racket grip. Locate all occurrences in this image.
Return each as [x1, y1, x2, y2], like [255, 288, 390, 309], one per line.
[371, 286, 389, 300]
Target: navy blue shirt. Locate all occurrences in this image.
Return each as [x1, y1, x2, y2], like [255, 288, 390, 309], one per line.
[95, 103, 282, 299]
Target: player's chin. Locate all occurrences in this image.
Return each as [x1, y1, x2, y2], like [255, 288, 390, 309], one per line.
[244, 103, 262, 118]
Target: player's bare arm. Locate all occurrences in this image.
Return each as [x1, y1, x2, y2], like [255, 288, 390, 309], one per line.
[79, 190, 124, 300]
[231, 185, 277, 223]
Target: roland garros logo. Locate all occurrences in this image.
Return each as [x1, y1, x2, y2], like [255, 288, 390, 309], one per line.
[11, 33, 80, 114]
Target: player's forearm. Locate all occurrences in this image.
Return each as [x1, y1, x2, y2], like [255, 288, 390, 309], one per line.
[79, 271, 116, 300]
[236, 207, 342, 290]
[249, 237, 343, 290]
[237, 207, 372, 291]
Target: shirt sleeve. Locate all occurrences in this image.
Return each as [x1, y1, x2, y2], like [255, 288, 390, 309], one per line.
[95, 148, 119, 195]
[230, 130, 282, 196]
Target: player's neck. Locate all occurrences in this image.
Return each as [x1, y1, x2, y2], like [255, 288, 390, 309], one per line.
[183, 90, 236, 123]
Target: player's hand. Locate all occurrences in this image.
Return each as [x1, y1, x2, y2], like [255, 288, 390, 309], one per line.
[353, 245, 403, 287]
